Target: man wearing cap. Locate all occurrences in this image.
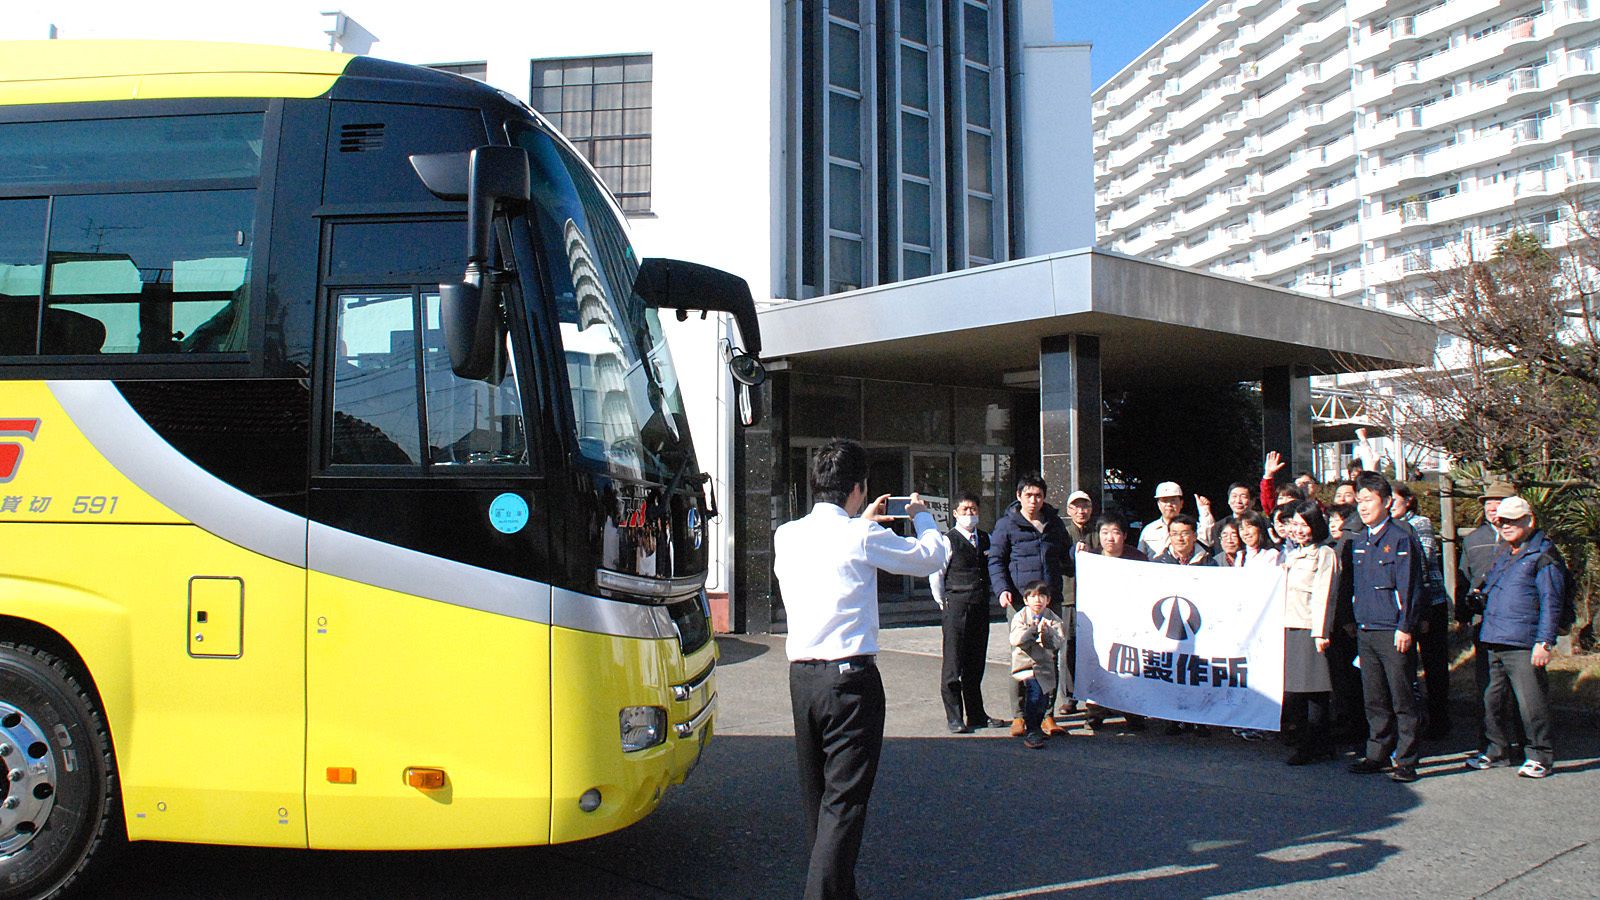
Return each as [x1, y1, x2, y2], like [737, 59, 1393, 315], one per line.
[1139, 481, 1216, 561]
[1464, 495, 1567, 779]
[1457, 481, 1523, 756]
[1058, 489, 1096, 717]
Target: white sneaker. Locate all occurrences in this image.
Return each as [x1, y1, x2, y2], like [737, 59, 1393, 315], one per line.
[1517, 760, 1550, 779]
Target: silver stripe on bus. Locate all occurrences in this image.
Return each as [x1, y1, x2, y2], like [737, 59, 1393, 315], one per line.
[47, 381, 673, 636]
[307, 521, 551, 624]
[552, 586, 676, 640]
[48, 380, 311, 567]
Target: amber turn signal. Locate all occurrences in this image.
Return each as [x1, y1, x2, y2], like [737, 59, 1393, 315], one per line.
[326, 767, 356, 784]
[405, 767, 446, 790]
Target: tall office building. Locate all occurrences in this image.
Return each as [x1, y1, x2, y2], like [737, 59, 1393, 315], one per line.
[1093, 0, 1600, 313]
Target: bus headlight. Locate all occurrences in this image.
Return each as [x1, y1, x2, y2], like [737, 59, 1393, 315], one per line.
[619, 706, 666, 752]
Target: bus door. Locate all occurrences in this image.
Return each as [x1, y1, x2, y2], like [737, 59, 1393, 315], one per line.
[303, 220, 554, 848]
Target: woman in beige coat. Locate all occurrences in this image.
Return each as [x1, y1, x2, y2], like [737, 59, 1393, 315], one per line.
[1280, 500, 1339, 765]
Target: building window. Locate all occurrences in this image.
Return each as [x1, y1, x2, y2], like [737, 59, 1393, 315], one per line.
[530, 54, 653, 214]
[791, 1, 1010, 299]
[825, 7, 868, 293]
[897, 0, 939, 280]
[953, 0, 1002, 267]
[427, 61, 487, 82]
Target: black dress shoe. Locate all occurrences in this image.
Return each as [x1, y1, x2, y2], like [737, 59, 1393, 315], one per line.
[982, 717, 1009, 729]
[1287, 748, 1334, 766]
[1348, 758, 1388, 775]
[1389, 765, 1419, 783]
[948, 722, 972, 734]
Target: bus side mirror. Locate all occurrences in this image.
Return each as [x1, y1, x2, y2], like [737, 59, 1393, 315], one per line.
[634, 258, 762, 357]
[439, 280, 503, 382]
[729, 350, 765, 427]
[412, 146, 529, 380]
[634, 258, 767, 426]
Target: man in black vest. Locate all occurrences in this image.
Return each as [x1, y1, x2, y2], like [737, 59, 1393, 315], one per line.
[930, 493, 1007, 733]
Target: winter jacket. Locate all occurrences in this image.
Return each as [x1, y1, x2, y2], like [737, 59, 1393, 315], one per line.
[988, 501, 1072, 605]
[1009, 606, 1066, 694]
[1152, 546, 1218, 566]
[1479, 530, 1568, 648]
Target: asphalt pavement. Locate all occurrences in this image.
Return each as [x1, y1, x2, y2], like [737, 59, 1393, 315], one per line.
[112, 624, 1600, 898]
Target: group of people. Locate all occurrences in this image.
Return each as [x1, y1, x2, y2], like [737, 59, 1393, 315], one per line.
[930, 458, 1568, 786]
[772, 438, 1569, 900]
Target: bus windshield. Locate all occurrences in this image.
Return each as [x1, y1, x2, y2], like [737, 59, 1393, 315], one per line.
[510, 121, 693, 482]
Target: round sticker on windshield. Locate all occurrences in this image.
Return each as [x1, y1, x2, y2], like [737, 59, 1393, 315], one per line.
[489, 493, 530, 534]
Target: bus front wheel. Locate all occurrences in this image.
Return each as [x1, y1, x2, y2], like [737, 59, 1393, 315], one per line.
[0, 643, 117, 900]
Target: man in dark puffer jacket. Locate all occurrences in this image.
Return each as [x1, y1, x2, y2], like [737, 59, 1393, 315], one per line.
[988, 474, 1072, 737]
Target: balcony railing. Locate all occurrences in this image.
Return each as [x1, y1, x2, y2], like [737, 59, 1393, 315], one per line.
[1564, 47, 1599, 78]
[1507, 15, 1538, 42]
[1507, 66, 1542, 95]
[1568, 100, 1600, 129]
[1573, 155, 1600, 183]
[1401, 200, 1428, 223]
[1312, 230, 1333, 250]
[1389, 16, 1417, 40]
[1512, 169, 1552, 196]
[1395, 106, 1425, 129]
[1510, 118, 1544, 145]
[1392, 60, 1421, 85]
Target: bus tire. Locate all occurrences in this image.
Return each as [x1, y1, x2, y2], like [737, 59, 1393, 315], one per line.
[0, 643, 118, 900]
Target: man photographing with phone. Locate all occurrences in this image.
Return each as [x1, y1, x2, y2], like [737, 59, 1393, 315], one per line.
[775, 439, 947, 899]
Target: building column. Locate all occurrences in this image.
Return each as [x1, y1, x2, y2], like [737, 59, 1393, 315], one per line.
[1039, 335, 1103, 506]
[734, 370, 788, 634]
[1261, 364, 1314, 479]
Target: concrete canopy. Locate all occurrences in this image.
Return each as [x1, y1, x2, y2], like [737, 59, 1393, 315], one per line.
[758, 248, 1437, 386]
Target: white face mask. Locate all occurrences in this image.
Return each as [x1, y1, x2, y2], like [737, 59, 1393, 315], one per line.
[956, 514, 980, 530]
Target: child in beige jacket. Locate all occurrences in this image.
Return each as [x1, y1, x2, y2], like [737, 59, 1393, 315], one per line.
[1010, 580, 1066, 749]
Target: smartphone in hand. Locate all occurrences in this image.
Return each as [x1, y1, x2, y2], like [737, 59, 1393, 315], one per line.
[883, 496, 913, 518]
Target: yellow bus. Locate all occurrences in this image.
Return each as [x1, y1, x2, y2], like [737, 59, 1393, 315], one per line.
[0, 41, 763, 899]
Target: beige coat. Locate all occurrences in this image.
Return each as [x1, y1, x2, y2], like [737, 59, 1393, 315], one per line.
[1009, 607, 1065, 694]
[1282, 543, 1338, 638]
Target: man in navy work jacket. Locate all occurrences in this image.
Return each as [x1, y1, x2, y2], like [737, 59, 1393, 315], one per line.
[774, 438, 946, 900]
[1464, 495, 1567, 779]
[1347, 471, 1428, 783]
[988, 474, 1072, 737]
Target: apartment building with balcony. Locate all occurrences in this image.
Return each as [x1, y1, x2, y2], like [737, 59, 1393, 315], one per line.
[1092, 0, 1600, 474]
[1094, 0, 1600, 310]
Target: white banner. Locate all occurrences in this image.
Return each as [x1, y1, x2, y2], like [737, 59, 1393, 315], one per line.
[1075, 553, 1285, 730]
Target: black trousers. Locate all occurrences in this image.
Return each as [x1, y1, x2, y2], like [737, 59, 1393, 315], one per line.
[940, 601, 992, 728]
[1483, 644, 1554, 766]
[790, 658, 886, 900]
[1471, 624, 1525, 753]
[1283, 691, 1332, 755]
[1327, 627, 1365, 741]
[1357, 629, 1422, 767]
[1417, 602, 1451, 730]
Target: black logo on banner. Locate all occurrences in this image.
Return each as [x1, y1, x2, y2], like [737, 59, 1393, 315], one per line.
[1152, 596, 1202, 641]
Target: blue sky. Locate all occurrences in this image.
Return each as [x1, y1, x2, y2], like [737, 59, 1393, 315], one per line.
[1052, 0, 1204, 88]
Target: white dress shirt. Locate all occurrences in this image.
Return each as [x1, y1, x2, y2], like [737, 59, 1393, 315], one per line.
[927, 525, 981, 608]
[775, 503, 947, 661]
